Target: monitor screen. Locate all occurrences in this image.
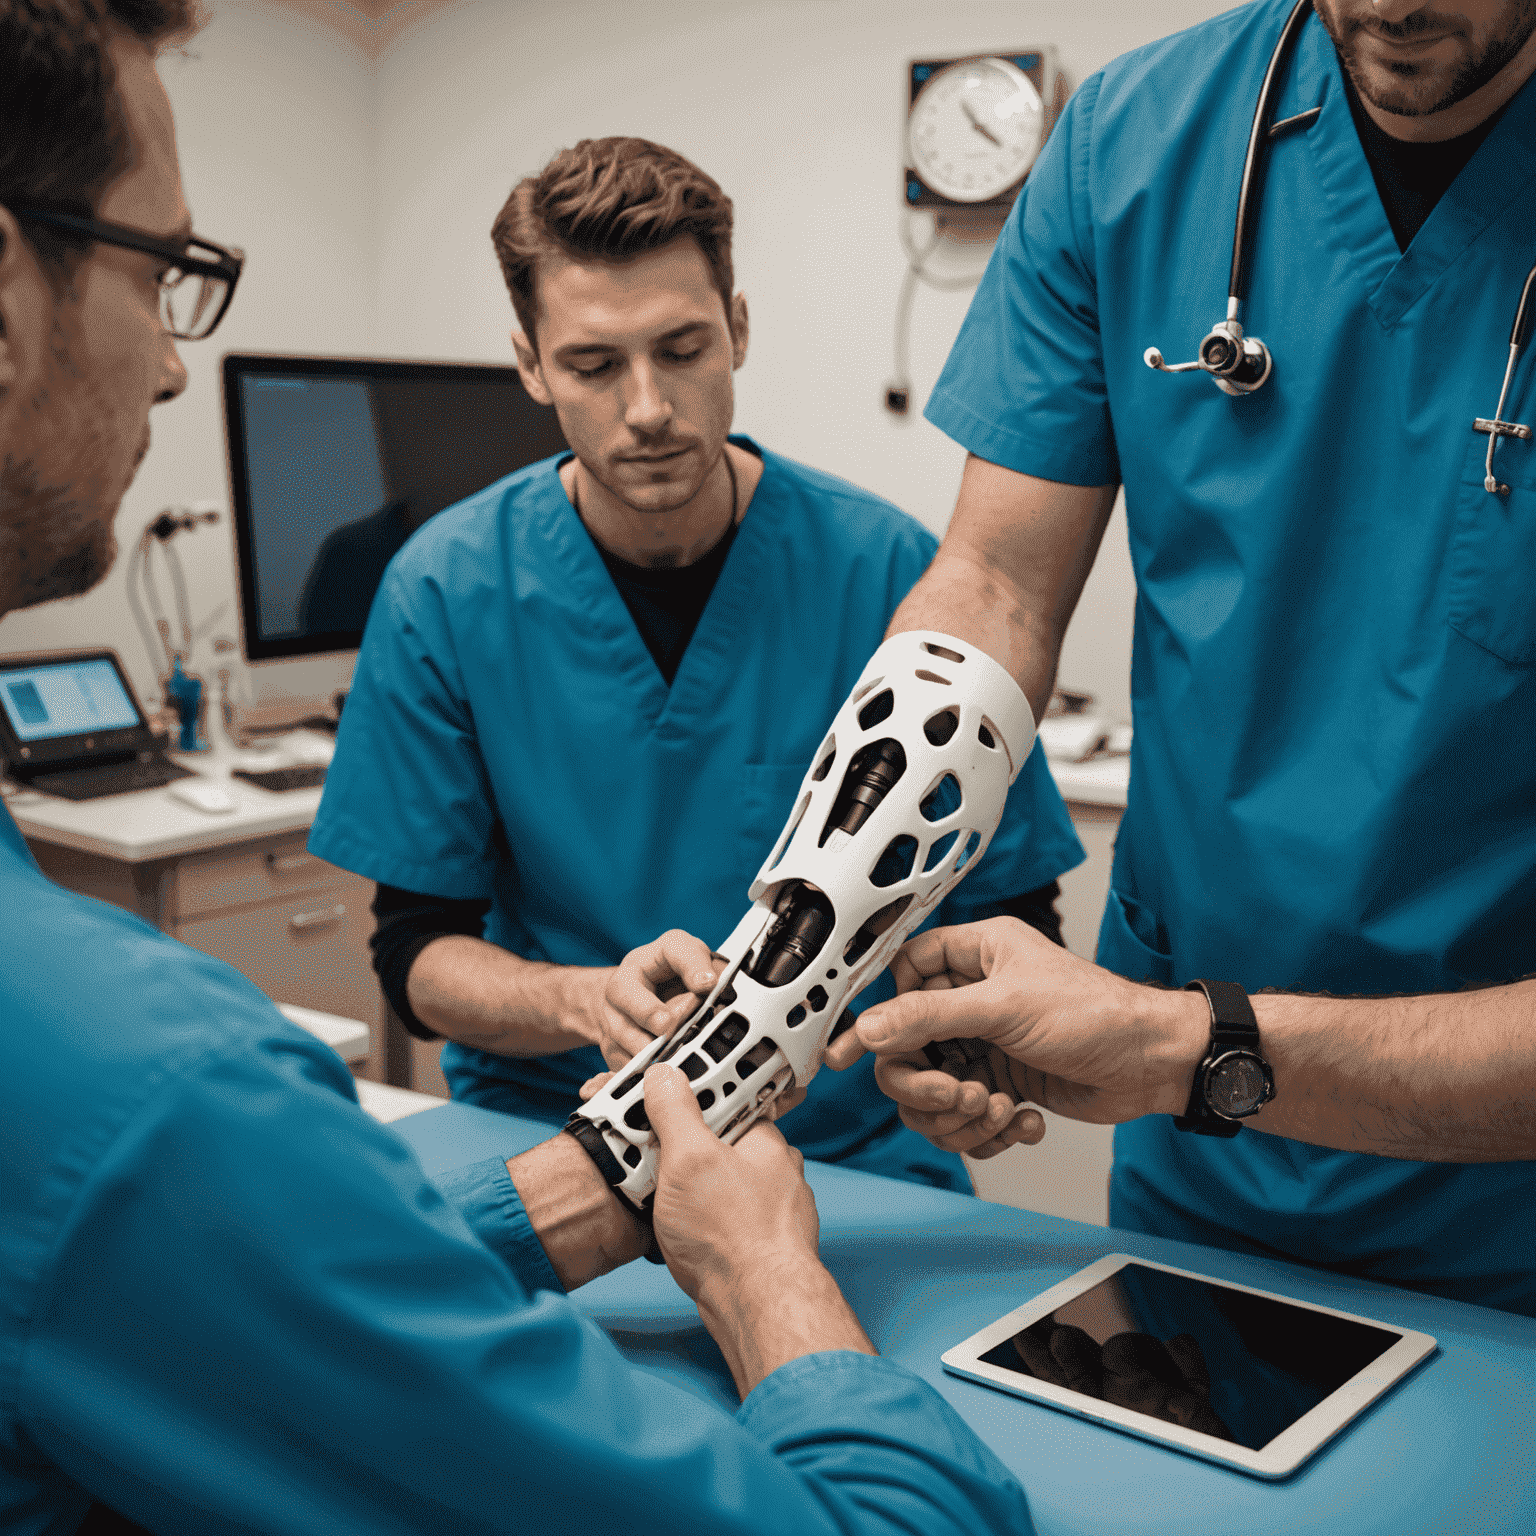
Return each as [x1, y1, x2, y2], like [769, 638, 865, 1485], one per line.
[223, 355, 568, 661]
[0, 656, 142, 744]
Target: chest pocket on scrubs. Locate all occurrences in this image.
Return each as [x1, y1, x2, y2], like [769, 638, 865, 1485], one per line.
[1447, 405, 1536, 667]
[738, 763, 810, 891]
[1098, 885, 1177, 987]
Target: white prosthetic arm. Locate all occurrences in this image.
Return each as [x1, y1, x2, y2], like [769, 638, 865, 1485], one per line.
[569, 631, 1036, 1213]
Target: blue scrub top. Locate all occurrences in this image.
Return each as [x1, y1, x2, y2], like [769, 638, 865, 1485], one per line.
[310, 438, 1083, 1181]
[927, 0, 1536, 1313]
[0, 807, 1032, 1535]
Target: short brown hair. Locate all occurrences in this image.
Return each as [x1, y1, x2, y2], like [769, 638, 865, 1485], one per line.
[491, 137, 735, 352]
[0, 0, 205, 270]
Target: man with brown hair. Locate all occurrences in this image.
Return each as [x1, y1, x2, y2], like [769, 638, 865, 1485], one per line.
[1, 12, 1032, 1534]
[311, 137, 1084, 1185]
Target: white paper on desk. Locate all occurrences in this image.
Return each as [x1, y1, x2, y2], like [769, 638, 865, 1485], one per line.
[1038, 715, 1109, 762]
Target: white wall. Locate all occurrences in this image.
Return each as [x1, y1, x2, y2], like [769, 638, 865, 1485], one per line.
[1, 0, 1238, 717]
[371, 0, 1241, 722]
[0, 0, 376, 711]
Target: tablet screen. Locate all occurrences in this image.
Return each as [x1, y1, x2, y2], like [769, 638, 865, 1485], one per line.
[976, 1262, 1401, 1450]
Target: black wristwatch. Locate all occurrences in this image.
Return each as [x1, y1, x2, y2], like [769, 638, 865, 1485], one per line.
[1173, 979, 1276, 1137]
[562, 1115, 666, 1264]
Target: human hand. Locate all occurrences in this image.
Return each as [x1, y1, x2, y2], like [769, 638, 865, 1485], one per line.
[645, 1063, 821, 1298]
[1009, 1319, 1233, 1442]
[587, 929, 724, 1070]
[642, 1063, 869, 1395]
[826, 918, 1204, 1156]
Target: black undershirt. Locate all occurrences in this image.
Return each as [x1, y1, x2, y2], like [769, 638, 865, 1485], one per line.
[595, 518, 739, 687]
[1341, 69, 1510, 251]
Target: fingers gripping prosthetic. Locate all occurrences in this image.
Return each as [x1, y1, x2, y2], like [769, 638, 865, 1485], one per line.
[571, 631, 1036, 1211]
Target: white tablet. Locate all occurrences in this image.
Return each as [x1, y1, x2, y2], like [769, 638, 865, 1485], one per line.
[942, 1253, 1436, 1479]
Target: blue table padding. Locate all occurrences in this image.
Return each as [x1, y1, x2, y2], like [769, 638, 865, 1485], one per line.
[394, 1100, 1536, 1534]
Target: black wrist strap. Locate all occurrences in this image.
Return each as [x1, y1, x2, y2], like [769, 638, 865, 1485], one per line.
[1174, 979, 1258, 1137]
[562, 1115, 665, 1264]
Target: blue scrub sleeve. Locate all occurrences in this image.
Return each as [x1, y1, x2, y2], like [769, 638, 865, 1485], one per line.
[309, 569, 500, 898]
[937, 743, 1085, 927]
[739, 1352, 1031, 1531]
[925, 73, 1121, 487]
[434, 1156, 564, 1295]
[20, 1031, 1031, 1536]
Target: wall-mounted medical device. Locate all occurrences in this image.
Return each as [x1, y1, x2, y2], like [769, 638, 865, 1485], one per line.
[904, 51, 1060, 215]
[886, 50, 1066, 415]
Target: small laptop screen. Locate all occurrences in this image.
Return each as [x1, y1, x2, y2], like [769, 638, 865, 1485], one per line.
[0, 657, 142, 744]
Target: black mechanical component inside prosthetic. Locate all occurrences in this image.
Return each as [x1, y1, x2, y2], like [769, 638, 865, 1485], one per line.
[747, 882, 835, 988]
[820, 738, 906, 847]
[655, 982, 738, 1065]
[842, 894, 914, 967]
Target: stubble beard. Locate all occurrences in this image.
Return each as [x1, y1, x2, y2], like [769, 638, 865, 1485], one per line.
[1323, 1, 1536, 117]
[0, 308, 134, 614]
[591, 439, 725, 520]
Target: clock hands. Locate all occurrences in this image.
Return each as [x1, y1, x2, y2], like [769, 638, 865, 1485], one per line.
[960, 98, 1003, 147]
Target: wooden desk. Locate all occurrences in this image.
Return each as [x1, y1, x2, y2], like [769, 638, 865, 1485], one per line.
[7, 732, 391, 1084]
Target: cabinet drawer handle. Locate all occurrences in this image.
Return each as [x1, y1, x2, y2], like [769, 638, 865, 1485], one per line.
[267, 851, 313, 875]
[289, 903, 345, 933]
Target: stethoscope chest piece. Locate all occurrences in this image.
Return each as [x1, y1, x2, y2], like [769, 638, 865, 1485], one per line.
[1142, 0, 1535, 495]
[1145, 312, 1273, 396]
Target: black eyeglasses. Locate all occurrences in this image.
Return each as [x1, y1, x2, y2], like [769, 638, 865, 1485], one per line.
[12, 207, 244, 340]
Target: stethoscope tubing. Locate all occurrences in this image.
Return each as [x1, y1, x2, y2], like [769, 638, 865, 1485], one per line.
[1229, 0, 1315, 309]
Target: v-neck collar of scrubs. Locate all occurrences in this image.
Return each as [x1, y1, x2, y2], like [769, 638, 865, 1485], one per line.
[539, 435, 773, 738]
[1294, 13, 1536, 332]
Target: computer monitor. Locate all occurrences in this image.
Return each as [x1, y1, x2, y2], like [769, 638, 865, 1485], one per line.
[222, 354, 568, 663]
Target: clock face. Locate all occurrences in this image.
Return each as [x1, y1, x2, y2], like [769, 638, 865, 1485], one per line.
[908, 56, 1045, 204]
[1208, 1053, 1270, 1117]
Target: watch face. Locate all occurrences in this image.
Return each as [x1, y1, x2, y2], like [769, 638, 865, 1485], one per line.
[1207, 1052, 1269, 1117]
[907, 56, 1045, 203]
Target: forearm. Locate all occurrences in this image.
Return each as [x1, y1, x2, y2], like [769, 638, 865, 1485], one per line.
[886, 459, 1117, 722]
[1250, 982, 1536, 1161]
[408, 934, 599, 1056]
[505, 1132, 646, 1288]
[697, 1262, 877, 1399]
[1119, 978, 1536, 1162]
[887, 547, 1060, 721]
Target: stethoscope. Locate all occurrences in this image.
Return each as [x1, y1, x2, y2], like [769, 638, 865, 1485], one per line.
[1145, 0, 1536, 495]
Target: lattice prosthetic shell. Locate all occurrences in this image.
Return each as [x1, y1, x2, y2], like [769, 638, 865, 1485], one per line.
[573, 631, 1036, 1209]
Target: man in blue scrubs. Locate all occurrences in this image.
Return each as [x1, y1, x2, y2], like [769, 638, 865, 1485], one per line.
[308, 138, 1083, 1191]
[830, 0, 1536, 1315]
[0, 8, 1036, 1532]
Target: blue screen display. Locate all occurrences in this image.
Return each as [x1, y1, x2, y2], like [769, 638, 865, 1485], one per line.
[1, 658, 140, 743]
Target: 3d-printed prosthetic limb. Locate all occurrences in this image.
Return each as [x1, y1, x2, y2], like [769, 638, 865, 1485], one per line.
[569, 630, 1036, 1212]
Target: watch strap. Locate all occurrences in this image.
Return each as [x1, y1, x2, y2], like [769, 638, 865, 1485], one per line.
[562, 1115, 665, 1264]
[1174, 978, 1257, 1137]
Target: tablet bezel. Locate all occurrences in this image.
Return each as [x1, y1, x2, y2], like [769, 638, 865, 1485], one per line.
[941, 1252, 1437, 1479]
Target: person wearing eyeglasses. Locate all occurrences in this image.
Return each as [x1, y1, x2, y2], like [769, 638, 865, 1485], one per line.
[0, 6, 1034, 1535]
[831, 0, 1536, 1318]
